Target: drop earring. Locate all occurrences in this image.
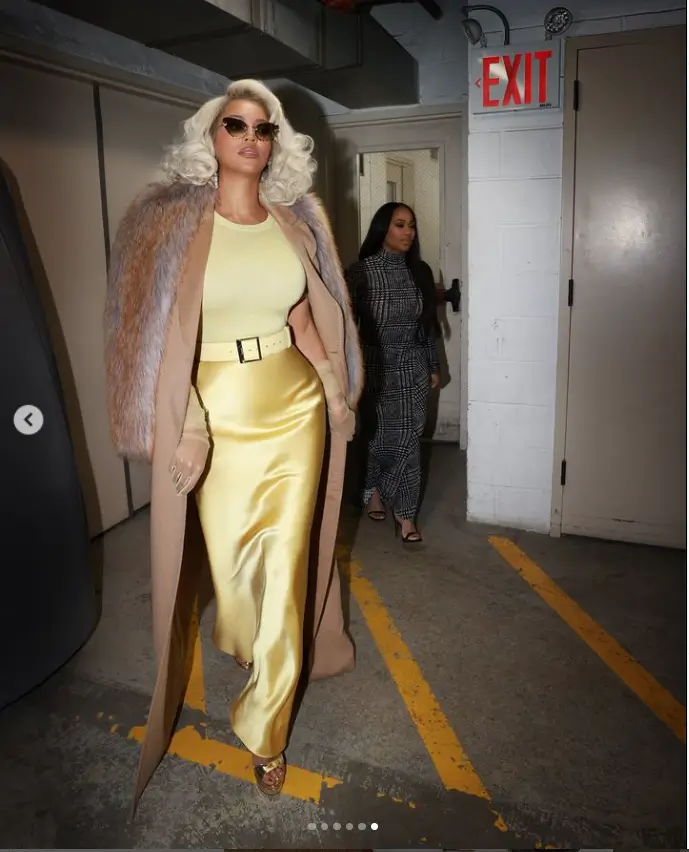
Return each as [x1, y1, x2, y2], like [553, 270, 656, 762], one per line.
[210, 171, 219, 189]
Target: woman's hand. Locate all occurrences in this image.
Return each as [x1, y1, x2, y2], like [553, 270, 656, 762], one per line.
[430, 372, 441, 390]
[288, 300, 356, 441]
[313, 359, 356, 442]
[169, 436, 209, 495]
[328, 398, 356, 441]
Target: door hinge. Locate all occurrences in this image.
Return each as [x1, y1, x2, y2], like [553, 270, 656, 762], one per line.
[359, 153, 365, 177]
[568, 278, 574, 307]
[560, 459, 567, 486]
[573, 79, 580, 111]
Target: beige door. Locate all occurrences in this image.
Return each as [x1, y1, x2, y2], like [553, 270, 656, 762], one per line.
[0, 60, 128, 535]
[560, 26, 686, 547]
[99, 86, 199, 512]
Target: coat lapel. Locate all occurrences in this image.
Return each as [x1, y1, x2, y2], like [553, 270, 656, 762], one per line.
[269, 204, 347, 384]
[178, 206, 214, 339]
[268, 204, 320, 288]
[267, 203, 355, 680]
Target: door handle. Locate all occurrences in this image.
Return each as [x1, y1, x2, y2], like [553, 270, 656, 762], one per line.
[435, 278, 461, 313]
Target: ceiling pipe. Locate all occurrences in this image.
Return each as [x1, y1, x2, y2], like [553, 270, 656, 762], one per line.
[318, 0, 443, 20]
[417, 0, 443, 19]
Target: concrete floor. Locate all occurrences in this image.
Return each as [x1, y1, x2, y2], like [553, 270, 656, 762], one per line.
[0, 445, 685, 848]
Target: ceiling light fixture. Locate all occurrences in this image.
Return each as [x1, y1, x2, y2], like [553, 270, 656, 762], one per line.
[461, 5, 510, 47]
[544, 6, 573, 38]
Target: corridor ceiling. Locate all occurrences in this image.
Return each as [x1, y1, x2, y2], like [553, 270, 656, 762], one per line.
[314, 0, 443, 19]
[30, 0, 430, 108]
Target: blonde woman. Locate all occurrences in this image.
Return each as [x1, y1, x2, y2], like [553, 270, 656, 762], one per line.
[104, 79, 363, 809]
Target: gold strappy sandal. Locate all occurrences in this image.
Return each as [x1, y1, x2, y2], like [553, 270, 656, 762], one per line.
[253, 754, 286, 797]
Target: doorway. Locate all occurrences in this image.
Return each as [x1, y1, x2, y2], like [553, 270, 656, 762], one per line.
[553, 26, 686, 548]
[328, 108, 466, 447]
[358, 148, 441, 281]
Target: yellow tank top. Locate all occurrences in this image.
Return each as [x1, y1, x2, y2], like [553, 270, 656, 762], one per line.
[201, 212, 306, 343]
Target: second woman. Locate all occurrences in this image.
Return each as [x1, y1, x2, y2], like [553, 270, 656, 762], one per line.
[346, 202, 440, 543]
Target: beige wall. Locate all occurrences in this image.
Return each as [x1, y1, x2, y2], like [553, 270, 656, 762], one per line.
[0, 59, 125, 536]
[0, 56, 199, 536]
[359, 148, 441, 279]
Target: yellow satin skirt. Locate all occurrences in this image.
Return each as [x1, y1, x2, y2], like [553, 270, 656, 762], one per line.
[194, 344, 326, 758]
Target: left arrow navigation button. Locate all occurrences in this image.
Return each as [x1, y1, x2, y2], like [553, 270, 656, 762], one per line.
[13, 404, 44, 435]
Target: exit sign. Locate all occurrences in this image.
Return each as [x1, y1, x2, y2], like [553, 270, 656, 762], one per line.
[469, 42, 561, 114]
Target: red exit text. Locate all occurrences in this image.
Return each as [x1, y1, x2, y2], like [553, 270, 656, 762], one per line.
[478, 50, 555, 109]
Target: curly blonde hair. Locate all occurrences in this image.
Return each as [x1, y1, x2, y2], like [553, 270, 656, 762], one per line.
[161, 79, 317, 206]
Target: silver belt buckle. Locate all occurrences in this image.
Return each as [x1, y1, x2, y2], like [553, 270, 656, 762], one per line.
[237, 336, 262, 363]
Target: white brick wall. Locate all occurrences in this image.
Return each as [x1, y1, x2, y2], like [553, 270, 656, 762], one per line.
[464, 1, 686, 532]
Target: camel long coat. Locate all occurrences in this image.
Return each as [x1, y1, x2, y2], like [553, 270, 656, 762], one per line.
[103, 180, 364, 814]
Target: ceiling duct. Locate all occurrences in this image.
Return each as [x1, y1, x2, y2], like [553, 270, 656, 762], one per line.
[317, 0, 443, 20]
[28, 0, 419, 108]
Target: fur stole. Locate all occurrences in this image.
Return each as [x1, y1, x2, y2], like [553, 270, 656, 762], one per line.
[103, 181, 363, 461]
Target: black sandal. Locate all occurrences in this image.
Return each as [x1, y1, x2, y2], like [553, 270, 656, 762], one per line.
[366, 491, 387, 522]
[367, 509, 387, 522]
[394, 516, 423, 544]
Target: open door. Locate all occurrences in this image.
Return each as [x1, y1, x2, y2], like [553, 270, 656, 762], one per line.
[330, 110, 466, 446]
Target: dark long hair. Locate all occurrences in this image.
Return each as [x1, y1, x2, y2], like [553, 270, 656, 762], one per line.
[359, 202, 439, 336]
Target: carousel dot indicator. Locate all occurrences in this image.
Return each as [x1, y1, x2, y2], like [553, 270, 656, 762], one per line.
[309, 819, 379, 831]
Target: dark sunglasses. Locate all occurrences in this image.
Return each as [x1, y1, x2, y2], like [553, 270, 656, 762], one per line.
[221, 117, 279, 142]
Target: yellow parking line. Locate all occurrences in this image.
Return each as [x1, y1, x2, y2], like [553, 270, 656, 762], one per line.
[127, 723, 341, 803]
[344, 555, 491, 801]
[489, 536, 686, 743]
[149, 597, 341, 802]
[111, 591, 420, 808]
